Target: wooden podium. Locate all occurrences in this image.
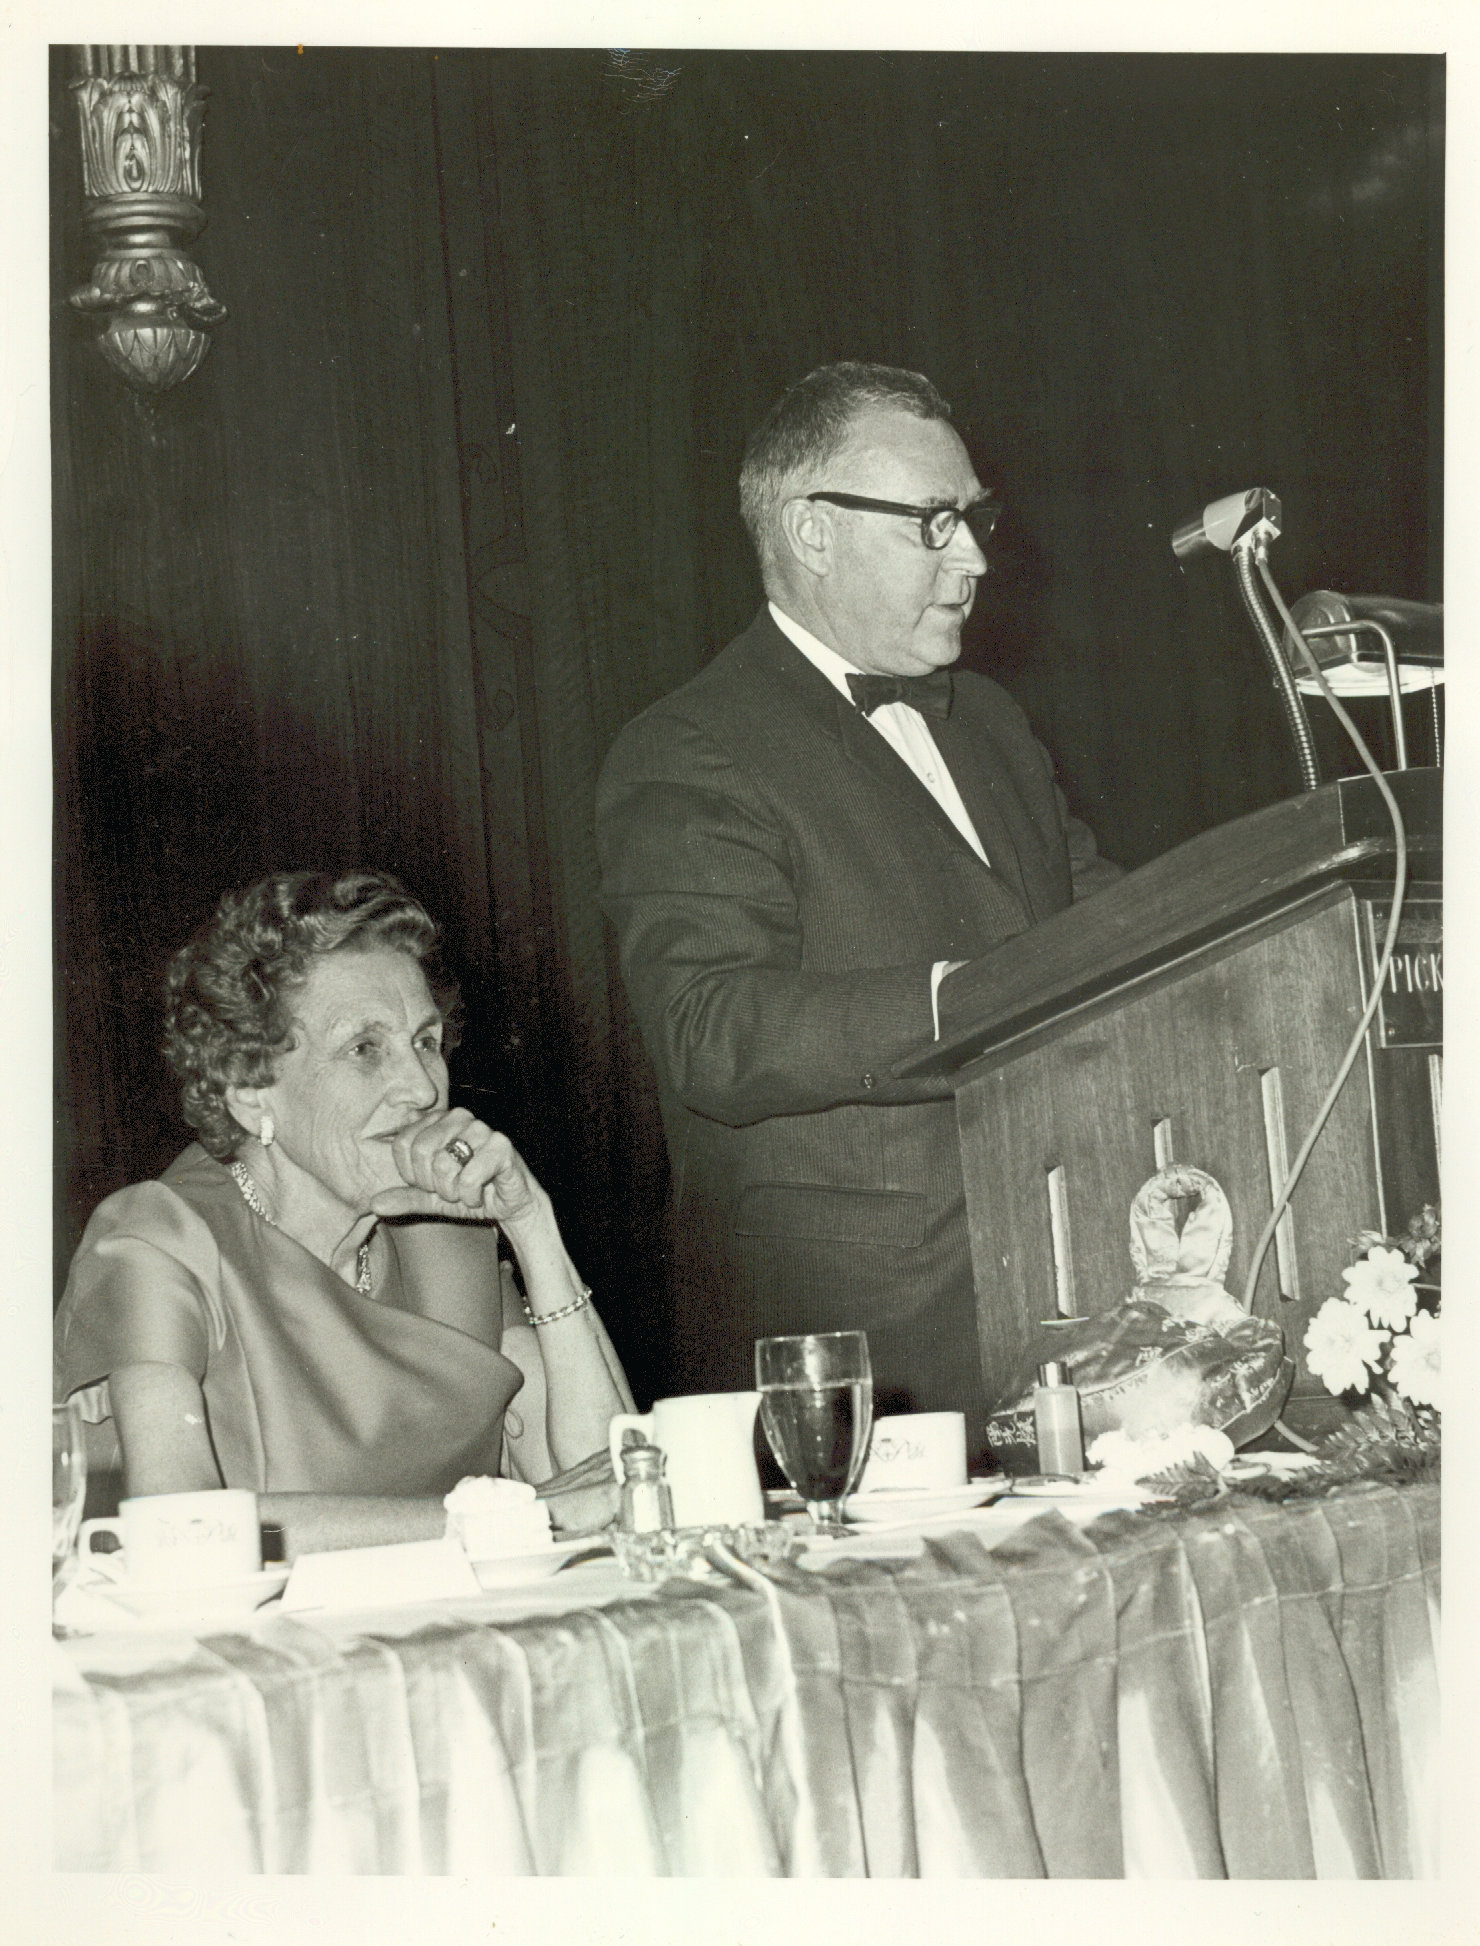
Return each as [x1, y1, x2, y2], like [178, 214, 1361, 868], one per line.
[901, 770, 1442, 1416]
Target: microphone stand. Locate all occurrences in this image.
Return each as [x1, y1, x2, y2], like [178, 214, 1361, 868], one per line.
[1230, 539, 1321, 793]
[1172, 487, 1320, 793]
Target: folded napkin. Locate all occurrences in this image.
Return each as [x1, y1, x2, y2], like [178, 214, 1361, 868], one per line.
[281, 1537, 481, 1613]
[443, 1475, 554, 1560]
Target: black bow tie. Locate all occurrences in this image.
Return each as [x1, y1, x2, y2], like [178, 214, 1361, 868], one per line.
[845, 669, 954, 720]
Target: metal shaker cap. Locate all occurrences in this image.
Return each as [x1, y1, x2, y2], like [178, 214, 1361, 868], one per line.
[618, 1433, 666, 1481]
[1037, 1360, 1069, 1387]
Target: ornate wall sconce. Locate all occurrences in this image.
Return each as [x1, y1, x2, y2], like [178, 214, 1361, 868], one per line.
[68, 46, 226, 390]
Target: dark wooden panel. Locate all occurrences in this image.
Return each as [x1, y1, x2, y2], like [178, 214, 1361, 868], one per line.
[955, 888, 1386, 1409]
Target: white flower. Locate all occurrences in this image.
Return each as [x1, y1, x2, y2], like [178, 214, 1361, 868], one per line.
[1387, 1309, 1441, 1410]
[1304, 1297, 1389, 1396]
[1342, 1246, 1419, 1329]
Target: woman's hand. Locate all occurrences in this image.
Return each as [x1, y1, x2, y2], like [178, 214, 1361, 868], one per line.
[539, 1477, 620, 1537]
[368, 1109, 546, 1229]
[533, 1450, 620, 1537]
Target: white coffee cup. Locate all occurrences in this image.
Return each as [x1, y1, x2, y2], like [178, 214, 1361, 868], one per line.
[79, 1489, 262, 1589]
[856, 1412, 968, 1494]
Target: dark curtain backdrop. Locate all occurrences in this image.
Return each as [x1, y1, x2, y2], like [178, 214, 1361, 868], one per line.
[52, 49, 1440, 1405]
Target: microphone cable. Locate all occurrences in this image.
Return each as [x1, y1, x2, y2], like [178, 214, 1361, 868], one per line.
[1238, 551, 1411, 1445]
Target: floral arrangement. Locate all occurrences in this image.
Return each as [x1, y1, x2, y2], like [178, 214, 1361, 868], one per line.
[1304, 1205, 1440, 1413]
[1264, 1203, 1441, 1488]
[1129, 1206, 1440, 1517]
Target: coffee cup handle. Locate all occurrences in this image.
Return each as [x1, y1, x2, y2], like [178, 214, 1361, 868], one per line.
[608, 1411, 654, 1478]
[77, 1517, 126, 1582]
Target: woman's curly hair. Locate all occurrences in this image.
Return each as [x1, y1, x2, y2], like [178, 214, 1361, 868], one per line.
[163, 870, 462, 1159]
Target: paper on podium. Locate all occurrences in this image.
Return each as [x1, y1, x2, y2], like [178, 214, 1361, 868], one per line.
[281, 1536, 482, 1613]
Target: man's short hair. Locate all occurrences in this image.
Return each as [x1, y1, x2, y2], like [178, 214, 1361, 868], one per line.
[739, 362, 953, 573]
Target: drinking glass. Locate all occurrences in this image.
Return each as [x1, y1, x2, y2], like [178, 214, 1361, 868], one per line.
[53, 1400, 88, 1610]
[756, 1331, 873, 1534]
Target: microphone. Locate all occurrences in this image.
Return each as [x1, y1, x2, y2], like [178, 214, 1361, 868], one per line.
[1171, 487, 1282, 560]
[1170, 483, 1314, 787]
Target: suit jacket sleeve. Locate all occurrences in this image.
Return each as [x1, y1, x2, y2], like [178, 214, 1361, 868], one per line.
[597, 709, 956, 1127]
[1061, 789, 1123, 901]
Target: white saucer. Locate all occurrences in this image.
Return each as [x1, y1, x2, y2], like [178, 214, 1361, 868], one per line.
[1007, 1476, 1138, 1497]
[470, 1536, 612, 1589]
[843, 1484, 1005, 1526]
[89, 1566, 289, 1626]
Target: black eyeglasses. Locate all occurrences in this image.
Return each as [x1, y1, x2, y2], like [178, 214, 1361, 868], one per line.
[805, 490, 1001, 552]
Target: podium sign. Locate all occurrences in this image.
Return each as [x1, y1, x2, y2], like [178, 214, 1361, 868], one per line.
[1366, 897, 1442, 1048]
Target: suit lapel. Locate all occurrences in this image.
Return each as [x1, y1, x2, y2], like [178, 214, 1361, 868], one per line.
[749, 617, 1005, 866]
[835, 690, 989, 851]
[932, 709, 1038, 915]
[741, 612, 1046, 923]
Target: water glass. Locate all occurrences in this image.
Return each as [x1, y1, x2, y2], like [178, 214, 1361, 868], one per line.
[53, 1400, 87, 1605]
[756, 1331, 873, 1534]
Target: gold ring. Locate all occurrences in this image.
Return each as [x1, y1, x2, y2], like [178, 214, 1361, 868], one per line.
[445, 1137, 475, 1167]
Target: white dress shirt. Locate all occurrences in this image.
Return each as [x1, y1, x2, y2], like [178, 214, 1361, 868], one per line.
[768, 602, 986, 1035]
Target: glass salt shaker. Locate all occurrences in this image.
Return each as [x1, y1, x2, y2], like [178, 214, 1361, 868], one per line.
[1033, 1360, 1085, 1475]
[618, 1435, 675, 1534]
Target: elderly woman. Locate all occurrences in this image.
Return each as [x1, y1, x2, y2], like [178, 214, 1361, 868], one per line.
[54, 870, 634, 1557]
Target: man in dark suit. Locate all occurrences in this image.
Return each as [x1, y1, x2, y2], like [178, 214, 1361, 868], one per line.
[596, 363, 1117, 1424]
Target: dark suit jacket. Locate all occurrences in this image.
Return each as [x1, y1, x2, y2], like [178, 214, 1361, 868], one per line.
[596, 608, 1116, 1417]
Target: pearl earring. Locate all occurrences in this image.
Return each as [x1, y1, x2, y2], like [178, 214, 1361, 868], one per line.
[259, 1113, 275, 1149]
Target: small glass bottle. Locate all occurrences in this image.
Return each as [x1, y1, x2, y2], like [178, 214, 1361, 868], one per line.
[1033, 1360, 1084, 1475]
[618, 1436, 676, 1534]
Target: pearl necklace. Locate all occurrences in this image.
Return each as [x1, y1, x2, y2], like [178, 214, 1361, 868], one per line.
[229, 1160, 374, 1295]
